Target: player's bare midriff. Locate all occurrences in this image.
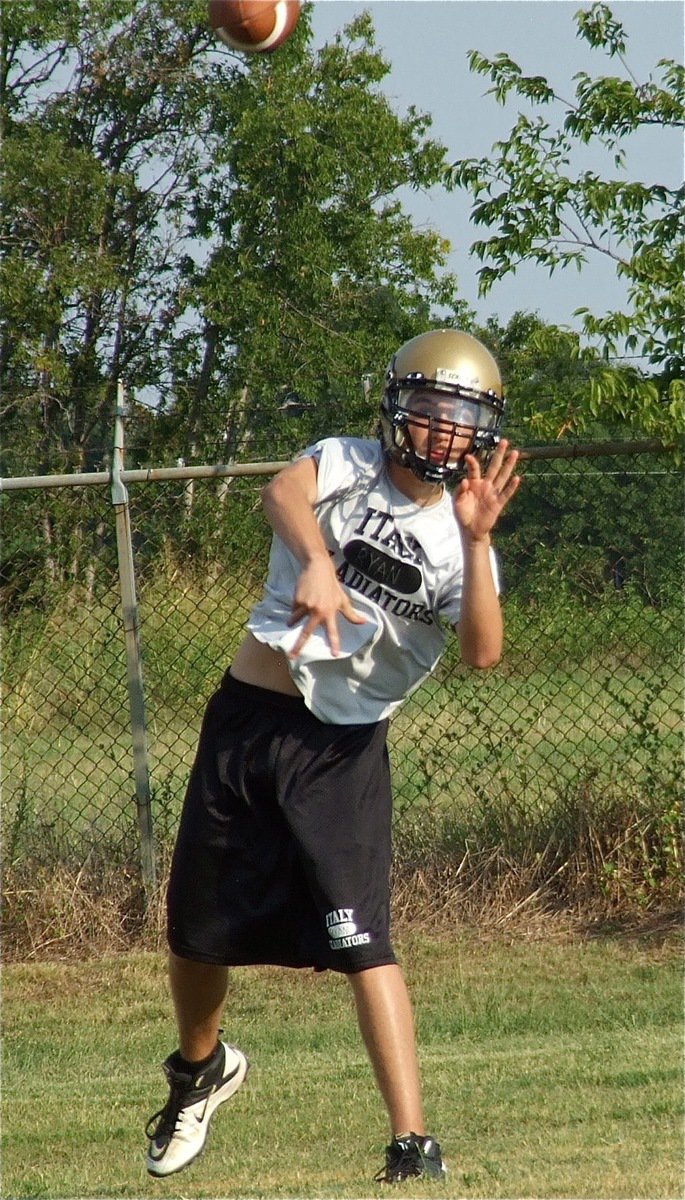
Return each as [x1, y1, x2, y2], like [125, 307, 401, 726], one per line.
[229, 631, 301, 696]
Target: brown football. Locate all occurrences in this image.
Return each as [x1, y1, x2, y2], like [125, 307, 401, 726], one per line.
[208, 1, 302, 54]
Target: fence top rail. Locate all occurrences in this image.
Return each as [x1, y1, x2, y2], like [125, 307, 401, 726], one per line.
[0, 439, 673, 492]
[0, 461, 290, 492]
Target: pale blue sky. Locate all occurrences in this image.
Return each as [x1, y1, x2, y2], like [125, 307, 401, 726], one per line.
[309, 1, 684, 334]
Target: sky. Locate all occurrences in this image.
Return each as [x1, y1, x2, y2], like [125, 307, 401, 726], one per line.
[307, 0, 684, 334]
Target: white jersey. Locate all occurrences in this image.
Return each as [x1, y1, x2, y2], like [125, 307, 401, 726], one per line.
[248, 437, 499, 724]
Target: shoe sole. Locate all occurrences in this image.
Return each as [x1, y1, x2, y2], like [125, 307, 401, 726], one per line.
[147, 1048, 249, 1178]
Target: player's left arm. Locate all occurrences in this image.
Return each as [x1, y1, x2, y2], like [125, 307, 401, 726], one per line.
[453, 440, 521, 669]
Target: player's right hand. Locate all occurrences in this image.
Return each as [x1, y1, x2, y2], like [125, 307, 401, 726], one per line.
[287, 554, 367, 658]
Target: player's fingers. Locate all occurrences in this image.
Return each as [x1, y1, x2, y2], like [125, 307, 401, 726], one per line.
[494, 473, 522, 508]
[492, 450, 520, 497]
[503, 473, 522, 498]
[288, 615, 322, 658]
[462, 453, 481, 480]
[287, 604, 307, 627]
[483, 438, 509, 478]
[493, 448, 519, 487]
[340, 595, 367, 625]
[325, 615, 341, 657]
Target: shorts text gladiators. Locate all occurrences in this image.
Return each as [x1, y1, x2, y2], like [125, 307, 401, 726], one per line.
[167, 672, 397, 973]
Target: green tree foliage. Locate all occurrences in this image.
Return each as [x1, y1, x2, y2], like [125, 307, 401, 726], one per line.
[476, 312, 608, 440]
[447, 3, 684, 439]
[1, 1, 466, 600]
[495, 449, 683, 610]
[155, 9, 468, 463]
[1, 0, 214, 473]
[0, 0, 462, 478]
[472, 313, 684, 609]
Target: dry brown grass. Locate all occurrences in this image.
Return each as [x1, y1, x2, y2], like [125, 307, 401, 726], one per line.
[3, 824, 682, 962]
[5, 764, 683, 961]
[2, 858, 165, 962]
[390, 855, 683, 947]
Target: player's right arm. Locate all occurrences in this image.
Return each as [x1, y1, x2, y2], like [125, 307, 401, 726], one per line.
[261, 457, 366, 657]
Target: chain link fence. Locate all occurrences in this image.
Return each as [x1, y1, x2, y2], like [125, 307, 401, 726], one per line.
[2, 434, 682, 939]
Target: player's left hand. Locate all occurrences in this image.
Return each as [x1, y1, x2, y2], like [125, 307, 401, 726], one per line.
[453, 439, 521, 541]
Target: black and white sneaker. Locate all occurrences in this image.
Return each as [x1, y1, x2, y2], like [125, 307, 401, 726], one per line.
[146, 1041, 248, 1177]
[375, 1132, 446, 1182]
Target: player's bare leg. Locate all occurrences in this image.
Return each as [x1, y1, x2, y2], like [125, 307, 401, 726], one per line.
[350, 964, 445, 1181]
[146, 953, 246, 1177]
[168, 951, 228, 1061]
[348, 962, 425, 1135]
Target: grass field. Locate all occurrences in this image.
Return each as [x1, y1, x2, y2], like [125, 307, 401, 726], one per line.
[3, 930, 683, 1199]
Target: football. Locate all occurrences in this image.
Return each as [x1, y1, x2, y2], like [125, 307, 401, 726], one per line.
[208, 0, 302, 54]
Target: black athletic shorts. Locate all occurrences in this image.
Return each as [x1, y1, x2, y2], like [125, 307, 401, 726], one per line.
[166, 671, 397, 973]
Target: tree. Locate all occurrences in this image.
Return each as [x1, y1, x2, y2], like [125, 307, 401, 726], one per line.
[447, 2, 684, 440]
[475, 312, 610, 440]
[1, 0, 215, 475]
[468, 311, 683, 609]
[1, 2, 464, 479]
[0, 1, 464, 598]
[155, 9, 468, 465]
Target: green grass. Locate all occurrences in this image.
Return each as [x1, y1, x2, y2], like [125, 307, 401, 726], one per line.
[2, 931, 683, 1198]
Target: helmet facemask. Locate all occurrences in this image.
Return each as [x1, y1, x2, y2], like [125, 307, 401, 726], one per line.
[381, 383, 504, 485]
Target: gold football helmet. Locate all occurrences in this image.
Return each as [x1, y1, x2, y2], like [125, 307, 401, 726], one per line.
[379, 329, 506, 484]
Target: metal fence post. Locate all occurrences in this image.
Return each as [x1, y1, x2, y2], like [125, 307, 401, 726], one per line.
[111, 381, 157, 895]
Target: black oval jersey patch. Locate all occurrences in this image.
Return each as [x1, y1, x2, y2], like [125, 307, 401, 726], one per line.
[343, 539, 422, 595]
